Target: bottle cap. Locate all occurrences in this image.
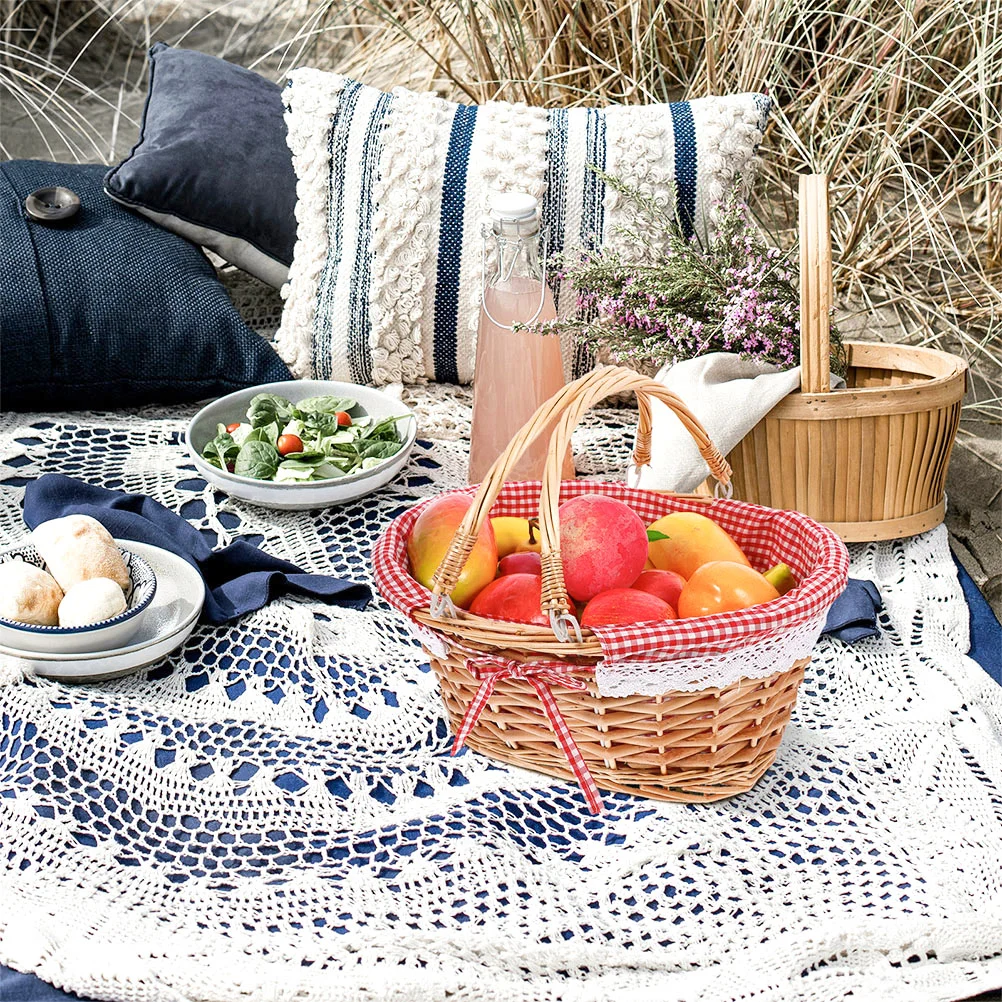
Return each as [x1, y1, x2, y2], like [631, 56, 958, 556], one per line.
[490, 191, 540, 235]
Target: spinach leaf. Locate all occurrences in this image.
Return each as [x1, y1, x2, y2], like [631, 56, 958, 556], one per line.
[202, 426, 239, 469]
[247, 393, 294, 428]
[296, 394, 356, 415]
[361, 415, 405, 441]
[301, 411, 339, 438]
[244, 423, 279, 448]
[359, 439, 402, 461]
[234, 440, 280, 480]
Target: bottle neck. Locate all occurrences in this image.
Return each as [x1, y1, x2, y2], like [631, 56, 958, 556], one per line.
[488, 228, 545, 287]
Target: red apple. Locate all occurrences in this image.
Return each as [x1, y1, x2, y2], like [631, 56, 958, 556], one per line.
[558, 495, 648, 603]
[498, 551, 542, 576]
[580, 588, 677, 627]
[631, 569, 686, 612]
[469, 573, 548, 626]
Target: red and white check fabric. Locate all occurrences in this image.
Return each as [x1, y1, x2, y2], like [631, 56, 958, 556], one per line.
[372, 480, 849, 663]
[450, 653, 603, 814]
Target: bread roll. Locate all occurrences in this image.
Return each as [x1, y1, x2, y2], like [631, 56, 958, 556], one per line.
[0, 560, 63, 626]
[58, 577, 128, 627]
[31, 515, 130, 592]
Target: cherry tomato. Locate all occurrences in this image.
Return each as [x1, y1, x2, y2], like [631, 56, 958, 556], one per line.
[226, 422, 241, 433]
[335, 411, 352, 427]
[276, 434, 304, 456]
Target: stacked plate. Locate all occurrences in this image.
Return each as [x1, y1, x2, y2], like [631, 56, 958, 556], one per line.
[0, 540, 205, 682]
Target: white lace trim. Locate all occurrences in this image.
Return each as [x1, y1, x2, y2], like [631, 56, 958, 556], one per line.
[596, 613, 828, 696]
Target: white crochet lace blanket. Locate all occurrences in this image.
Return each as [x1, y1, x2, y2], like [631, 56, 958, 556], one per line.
[0, 387, 1000, 1002]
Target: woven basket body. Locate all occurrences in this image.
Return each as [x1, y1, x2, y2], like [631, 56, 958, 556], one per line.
[433, 647, 808, 803]
[716, 176, 968, 543]
[374, 367, 849, 808]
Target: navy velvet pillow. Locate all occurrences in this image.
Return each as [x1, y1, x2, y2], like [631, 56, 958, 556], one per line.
[0, 160, 291, 411]
[104, 43, 296, 288]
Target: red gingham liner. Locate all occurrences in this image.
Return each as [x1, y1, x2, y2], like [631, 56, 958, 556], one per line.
[373, 480, 849, 663]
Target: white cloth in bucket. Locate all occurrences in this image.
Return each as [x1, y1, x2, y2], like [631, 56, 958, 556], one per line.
[627, 352, 843, 493]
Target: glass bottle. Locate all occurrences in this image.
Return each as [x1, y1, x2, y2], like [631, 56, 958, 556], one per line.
[468, 192, 574, 484]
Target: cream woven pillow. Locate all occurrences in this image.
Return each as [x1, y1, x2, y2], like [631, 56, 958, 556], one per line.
[278, 69, 770, 386]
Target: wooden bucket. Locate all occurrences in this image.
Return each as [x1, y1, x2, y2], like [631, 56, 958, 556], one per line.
[718, 175, 968, 543]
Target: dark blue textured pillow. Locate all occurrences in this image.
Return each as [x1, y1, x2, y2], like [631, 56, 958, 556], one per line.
[0, 160, 291, 411]
[104, 43, 296, 288]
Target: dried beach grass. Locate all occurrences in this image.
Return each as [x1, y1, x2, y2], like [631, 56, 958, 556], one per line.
[0, 0, 143, 161]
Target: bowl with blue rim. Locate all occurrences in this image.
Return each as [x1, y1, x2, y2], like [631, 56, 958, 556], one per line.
[0, 543, 157, 655]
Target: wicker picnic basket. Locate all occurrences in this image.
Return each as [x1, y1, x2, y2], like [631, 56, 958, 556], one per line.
[374, 365, 849, 812]
[711, 175, 968, 542]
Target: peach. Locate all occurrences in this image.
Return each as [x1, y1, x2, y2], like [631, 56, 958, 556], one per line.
[469, 573, 548, 625]
[646, 511, 750, 579]
[558, 495, 648, 602]
[407, 495, 497, 608]
[580, 588, 677, 627]
[631, 569, 686, 611]
[677, 561, 780, 618]
[498, 551, 542, 576]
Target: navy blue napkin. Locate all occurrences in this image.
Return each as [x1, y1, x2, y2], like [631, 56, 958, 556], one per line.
[22, 474, 371, 625]
[822, 578, 882, 643]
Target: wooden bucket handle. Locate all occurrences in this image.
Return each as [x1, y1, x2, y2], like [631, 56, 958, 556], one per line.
[429, 365, 732, 638]
[799, 173, 833, 394]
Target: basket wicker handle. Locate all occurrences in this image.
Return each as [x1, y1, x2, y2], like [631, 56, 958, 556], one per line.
[430, 365, 732, 637]
[799, 173, 833, 394]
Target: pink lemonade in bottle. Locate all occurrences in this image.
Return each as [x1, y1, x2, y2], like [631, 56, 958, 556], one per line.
[468, 192, 574, 484]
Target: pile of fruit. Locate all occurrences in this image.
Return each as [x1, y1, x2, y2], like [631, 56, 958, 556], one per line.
[406, 494, 797, 627]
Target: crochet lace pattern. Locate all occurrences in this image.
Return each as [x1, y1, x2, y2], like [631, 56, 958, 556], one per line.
[0, 392, 1000, 1002]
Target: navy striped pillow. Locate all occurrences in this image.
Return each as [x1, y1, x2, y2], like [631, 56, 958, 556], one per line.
[278, 71, 770, 386]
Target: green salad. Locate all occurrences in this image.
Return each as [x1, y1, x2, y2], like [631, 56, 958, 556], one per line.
[201, 392, 410, 483]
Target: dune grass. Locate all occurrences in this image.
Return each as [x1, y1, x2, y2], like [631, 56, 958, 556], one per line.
[3, 0, 1000, 418]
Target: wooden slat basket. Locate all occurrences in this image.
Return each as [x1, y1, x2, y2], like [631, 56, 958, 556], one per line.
[714, 175, 968, 542]
[373, 366, 849, 812]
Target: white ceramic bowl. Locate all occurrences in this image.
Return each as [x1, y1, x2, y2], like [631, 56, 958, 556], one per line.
[0, 543, 157, 654]
[185, 380, 417, 510]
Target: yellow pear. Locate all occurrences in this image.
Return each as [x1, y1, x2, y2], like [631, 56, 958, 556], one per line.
[490, 517, 542, 557]
[763, 562, 798, 595]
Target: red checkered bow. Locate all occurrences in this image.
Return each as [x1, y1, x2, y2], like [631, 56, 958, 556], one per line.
[451, 655, 604, 815]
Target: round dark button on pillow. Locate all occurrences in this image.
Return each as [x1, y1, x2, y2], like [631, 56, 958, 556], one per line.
[25, 186, 81, 222]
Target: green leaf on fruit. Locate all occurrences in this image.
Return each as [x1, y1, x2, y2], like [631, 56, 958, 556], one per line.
[647, 529, 670, 542]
